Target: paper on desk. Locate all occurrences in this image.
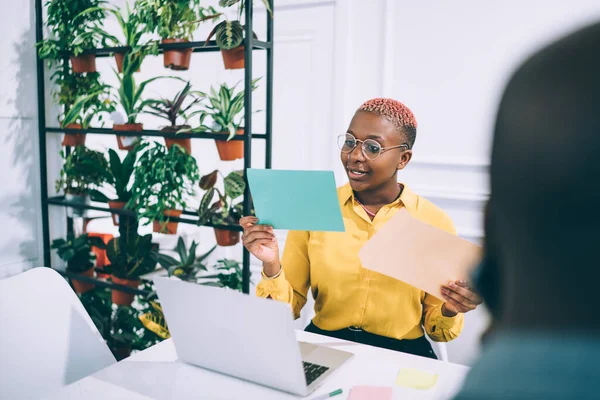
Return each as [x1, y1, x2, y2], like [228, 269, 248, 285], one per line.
[359, 208, 481, 299]
[246, 169, 345, 232]
[395, 368, 438, 390]
[347, 385, 393, 399]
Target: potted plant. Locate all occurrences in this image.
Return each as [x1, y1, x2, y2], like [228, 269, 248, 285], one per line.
[105, 231, 158, 306]
[74, 1, 156, 73]
[155, 237, 216, 281]
[55, 146, 110, 218]
[197, 170, 245, 246]
[112, 52, 176, 150]
[144, 81, 205, 154]
[206, 0, 272, 69]
[51, 233, 107, 293]
[60, 87, 114, 146]
[90, 148, 140, 226]
[136, 0, 220, 70]
[197, 259, 244, 291]
[128, 141, 200, 235]
[37, 0, 107, 73]
[189, 79, 259, 160]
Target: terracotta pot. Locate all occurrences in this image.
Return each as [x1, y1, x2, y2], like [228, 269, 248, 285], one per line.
[221, 45, 244, 69]
[62, 123, 86, 147]
[221, 46, 245, 70]
[153, 209, 183, 235]
[215, 129, 244, 161]
[111, 275, 141, 306]
[114, 52, 141, 73]
[162, 125, 192, 154]
[214, 228, 241, 247]
[113, 123, 143, 151]
[108, 201, 126, 226]
[71, 267, 95, 294]
[162, 39, 192, 71]
[70, 54, 97, 73]
[88, 232, 113, 267]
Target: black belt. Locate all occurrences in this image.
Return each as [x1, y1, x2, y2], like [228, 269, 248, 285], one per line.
[305, 322, 437, 359]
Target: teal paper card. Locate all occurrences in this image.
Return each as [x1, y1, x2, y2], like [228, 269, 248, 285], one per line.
[246, 169, 345, 232]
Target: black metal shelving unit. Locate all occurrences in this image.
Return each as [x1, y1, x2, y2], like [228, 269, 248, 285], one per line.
[34, 0, 274, 295]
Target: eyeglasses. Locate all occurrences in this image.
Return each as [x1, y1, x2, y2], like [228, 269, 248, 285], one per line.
[337, 133, 409, 161]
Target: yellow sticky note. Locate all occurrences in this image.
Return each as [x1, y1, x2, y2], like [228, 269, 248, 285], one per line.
[395, 368, 438, 390]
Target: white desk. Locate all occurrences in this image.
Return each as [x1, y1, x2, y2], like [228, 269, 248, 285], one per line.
[46, 331, 469, 399]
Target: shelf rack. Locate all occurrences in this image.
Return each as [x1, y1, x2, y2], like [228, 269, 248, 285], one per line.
[34, 0, 274, 295]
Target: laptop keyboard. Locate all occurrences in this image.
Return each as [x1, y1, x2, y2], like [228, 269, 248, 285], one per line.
[303, 362, 329, 386]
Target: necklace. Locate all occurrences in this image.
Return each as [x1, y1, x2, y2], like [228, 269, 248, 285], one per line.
[354, 183, 403, 218]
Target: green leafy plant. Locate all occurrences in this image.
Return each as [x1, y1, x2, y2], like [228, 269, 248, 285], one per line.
[37, 1, 111, 126]
[136, 0, 220, 40]
[188, 79, 260, 140]
[114, 53, 178, 124]
[90, 147, 140, 203]
[55, 146, 110, 195]
[128, 141, 200, 224]
[61, 86, 114, 128]
[207, 0, 272, 50]
[155, 237, 216, 280]
[206, 20, 244, 50]
[208, 259, 244, 291]
[37, 0, 106, 60]
[105, 232, 158, 280]
[74, 2, 153, 55]
[197, 170, 245, 225]
[51, 233, 107, 273]
[144, 81, 205, 128]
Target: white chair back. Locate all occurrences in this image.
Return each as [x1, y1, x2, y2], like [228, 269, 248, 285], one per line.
[0, 268, 116, 399]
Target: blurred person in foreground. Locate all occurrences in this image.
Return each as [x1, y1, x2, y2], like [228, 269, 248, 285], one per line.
[455, 22, 600, 400]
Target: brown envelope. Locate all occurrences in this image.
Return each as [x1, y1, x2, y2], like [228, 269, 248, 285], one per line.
[359, 208, 482, 300]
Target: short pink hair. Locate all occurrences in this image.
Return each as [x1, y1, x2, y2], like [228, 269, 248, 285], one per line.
[358, 98, 417, 148]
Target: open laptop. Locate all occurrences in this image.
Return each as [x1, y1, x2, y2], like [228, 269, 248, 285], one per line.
[153, 277, 353, 397]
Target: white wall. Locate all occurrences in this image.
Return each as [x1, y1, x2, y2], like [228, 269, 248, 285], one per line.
[6, 0, 600, 365]
[0, 0, 50, 278]
[326, 0, 600, 365]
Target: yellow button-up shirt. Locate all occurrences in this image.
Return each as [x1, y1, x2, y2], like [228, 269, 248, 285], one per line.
[256, 183, 464, 342]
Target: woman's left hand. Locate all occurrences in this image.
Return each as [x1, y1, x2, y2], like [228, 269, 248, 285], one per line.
[440, 280, 483, 317]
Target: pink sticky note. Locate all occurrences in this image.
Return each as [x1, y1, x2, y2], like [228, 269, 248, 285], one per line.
[348, 386, 393, 400]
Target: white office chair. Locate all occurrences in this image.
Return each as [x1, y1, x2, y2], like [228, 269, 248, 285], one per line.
[0, 268, 116, 399]
[434, 341, 449, 362]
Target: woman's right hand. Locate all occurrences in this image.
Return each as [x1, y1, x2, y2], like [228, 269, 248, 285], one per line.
[240, 216, 281, 276]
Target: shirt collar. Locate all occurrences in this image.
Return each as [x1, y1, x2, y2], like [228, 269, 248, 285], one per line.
[340, 182, 418, 212]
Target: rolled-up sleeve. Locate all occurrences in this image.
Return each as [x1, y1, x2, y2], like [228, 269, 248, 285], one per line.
[422, 293, 464, 342]
[255, 230, 310, 319]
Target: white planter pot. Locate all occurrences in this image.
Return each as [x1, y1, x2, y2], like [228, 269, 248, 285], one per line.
[65, 193, 90, 218]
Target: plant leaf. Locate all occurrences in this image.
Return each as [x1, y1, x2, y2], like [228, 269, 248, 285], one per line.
[199, 170, 218, 190]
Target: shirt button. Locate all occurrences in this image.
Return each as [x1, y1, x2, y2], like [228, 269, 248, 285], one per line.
[266, 282, 274, 291]
[360, 304, 365, 309]
[363, 278, 369, 283]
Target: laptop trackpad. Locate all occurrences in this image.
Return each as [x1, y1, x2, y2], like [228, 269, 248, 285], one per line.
[299, 341, 353, 369]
